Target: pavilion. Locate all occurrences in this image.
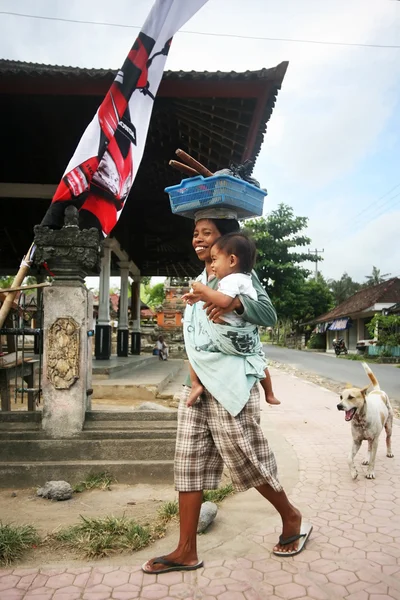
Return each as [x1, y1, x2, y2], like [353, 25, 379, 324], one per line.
[0, 58, 288, 359]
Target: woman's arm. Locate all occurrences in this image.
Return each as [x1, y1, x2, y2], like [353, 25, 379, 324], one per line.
[239, 273, 277, 327]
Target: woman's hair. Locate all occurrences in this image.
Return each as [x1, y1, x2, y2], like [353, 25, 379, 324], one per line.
[212, 218, 240, 236]
[212, 232, 256, 274]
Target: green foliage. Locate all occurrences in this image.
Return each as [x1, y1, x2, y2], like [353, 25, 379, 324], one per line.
[53, 515, 151, 558]
[0, 276, 15, 289]
[328, 272, 362, 305]
[365, 266, 391, 287]
[73, 472, 115, 493]
[307, 333, 326, 350]
[0, 522, 40, 566]
[247, 205, 333, 323]
[142, 282, 165, 309]
[157, 500, 179, 523]
[367, 314, 400, 347]
[203, 483, 234, 504]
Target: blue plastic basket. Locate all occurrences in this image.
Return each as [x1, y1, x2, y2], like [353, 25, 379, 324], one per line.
[165, 174, 266, 220]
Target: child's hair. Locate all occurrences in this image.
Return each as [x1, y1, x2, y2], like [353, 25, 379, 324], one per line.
[212, 232, 256, 274]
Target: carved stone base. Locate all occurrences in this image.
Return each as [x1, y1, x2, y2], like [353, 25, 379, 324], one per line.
[131, 332, 141, 355]
[117, 329, 129, 357]
[95, 324, 112, 360]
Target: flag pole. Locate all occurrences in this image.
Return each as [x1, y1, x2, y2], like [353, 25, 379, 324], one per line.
[0, 243, 35, 328]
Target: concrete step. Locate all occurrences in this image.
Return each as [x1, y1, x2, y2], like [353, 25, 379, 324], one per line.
[83, 420, 177, 430]
[0, 411, 42, 431]
[93, 355, 155, 379]
[156, 363, 188, 400]
[0, 429, 177, 440]
[92, 359, 184, 400]
[0, 460, 174, 488]
[85, 410, 177, 421]
[0, 438, 176, 462]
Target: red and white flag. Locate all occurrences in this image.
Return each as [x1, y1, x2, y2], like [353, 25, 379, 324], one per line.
[42, 0, 209, 235]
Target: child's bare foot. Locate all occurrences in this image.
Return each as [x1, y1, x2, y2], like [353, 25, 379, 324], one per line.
[187, 382, 204, 407]
[266, 394, 281, 405]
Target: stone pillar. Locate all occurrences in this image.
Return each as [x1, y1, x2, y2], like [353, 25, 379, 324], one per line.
[34, 272, 45, 355]
[117, 262, 129, 357]
[130, 276, 141, 355]
[33, 206, 101, 438]
[95, 242, 112, 360]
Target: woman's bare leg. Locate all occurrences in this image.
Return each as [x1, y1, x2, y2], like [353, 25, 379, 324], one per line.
[255, 484, 302, 553]
[143, 491, 203, 573]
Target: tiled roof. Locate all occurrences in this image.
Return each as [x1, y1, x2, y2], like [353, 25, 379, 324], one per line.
[315, 278, 400, 322]
[0, 58, 287, 83]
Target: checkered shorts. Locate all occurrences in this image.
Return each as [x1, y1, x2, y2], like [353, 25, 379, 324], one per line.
[174, 385, 282, 493]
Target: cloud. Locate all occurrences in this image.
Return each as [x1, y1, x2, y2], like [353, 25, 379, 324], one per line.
[1, 0, 399, 282]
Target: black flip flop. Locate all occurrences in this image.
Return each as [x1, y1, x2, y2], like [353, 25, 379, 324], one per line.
[142, 556, 204, 574]
[273, 522, 313, 557]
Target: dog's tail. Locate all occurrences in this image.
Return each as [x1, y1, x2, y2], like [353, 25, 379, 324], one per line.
[362, 362, 380, 390]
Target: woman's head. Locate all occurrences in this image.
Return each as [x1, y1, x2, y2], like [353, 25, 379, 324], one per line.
[210, 232, 256, 279]
[192, 218, 240, 263]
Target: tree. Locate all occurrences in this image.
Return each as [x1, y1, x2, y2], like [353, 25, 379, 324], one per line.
[246, 204, 318, 321]
[0, 276, 14, 289]
[367, 314, 400, 348]
[142, 282, 165, 309]
[300, 275, 334, 323]
[364, 266, 391, 287]
[328, 273, 362, 305]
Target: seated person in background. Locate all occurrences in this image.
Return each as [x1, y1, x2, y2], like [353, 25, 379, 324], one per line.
[156, 335, 169, 361]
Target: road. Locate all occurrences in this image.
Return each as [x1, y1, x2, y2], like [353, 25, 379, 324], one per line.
[264, 345, 400, 401]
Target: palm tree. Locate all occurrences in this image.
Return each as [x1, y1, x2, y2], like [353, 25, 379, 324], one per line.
[328, 273, 361, 305]
[364, 266, 391, 287]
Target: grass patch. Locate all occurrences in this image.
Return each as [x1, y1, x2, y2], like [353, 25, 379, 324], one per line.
[203, 483, 234, 504]
[73, 471, 115, 493]
[0, 522, 40, 566]
[157, 500, 179, 523]
[52, 515, 152, 559]
[337, 354, 377, 362]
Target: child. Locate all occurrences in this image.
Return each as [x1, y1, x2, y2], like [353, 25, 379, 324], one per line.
[183, 232, 280, 408]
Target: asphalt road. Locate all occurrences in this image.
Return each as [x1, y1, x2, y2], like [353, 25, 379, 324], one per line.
[264, 345, 400, 401]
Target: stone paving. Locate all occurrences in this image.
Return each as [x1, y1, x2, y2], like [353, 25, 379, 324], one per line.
[1, 369, 400, 599]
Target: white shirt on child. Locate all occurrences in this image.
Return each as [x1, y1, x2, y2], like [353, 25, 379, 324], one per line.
[217, 273, 257, 326]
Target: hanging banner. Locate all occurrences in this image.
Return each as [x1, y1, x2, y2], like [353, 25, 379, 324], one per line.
[42, 0, 209, 235]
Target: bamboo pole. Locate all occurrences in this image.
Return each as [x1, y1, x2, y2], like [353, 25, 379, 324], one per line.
[0, 282, 50, 294]
[0, 244, 35, 328]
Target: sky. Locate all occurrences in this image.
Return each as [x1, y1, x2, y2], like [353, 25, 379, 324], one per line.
[1, 0, 400, 286]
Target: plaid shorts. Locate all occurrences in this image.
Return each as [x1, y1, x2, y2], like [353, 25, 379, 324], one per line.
[174, 385, 282, 493]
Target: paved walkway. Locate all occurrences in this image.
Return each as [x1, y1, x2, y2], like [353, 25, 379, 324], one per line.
[2, 369, 400, 599]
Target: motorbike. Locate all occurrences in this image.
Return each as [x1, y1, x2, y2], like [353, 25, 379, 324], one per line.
[332, 337, 348, 356]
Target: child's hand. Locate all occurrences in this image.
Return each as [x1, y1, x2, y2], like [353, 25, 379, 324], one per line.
[182, 292, 197, 305]
[182, 282, 207, 304]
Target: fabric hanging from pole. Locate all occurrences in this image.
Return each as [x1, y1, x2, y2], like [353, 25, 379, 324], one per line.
[41, 0, 209, 236]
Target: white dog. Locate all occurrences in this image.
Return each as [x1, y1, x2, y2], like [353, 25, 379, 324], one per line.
[337, 362, 394, 479]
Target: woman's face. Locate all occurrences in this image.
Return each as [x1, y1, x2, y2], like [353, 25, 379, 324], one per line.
[192, 219, 221, 262]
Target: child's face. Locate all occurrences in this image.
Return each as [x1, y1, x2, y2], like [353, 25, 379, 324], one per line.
[211, 246, 238, 279]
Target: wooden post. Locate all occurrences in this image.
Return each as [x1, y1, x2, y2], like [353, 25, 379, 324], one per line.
[0, 244, 34, 329]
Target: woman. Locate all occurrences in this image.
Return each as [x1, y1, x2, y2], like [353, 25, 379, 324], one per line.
[142, 211, 311, 574]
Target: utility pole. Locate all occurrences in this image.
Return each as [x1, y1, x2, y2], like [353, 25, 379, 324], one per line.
[308, 248, 324, 279]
